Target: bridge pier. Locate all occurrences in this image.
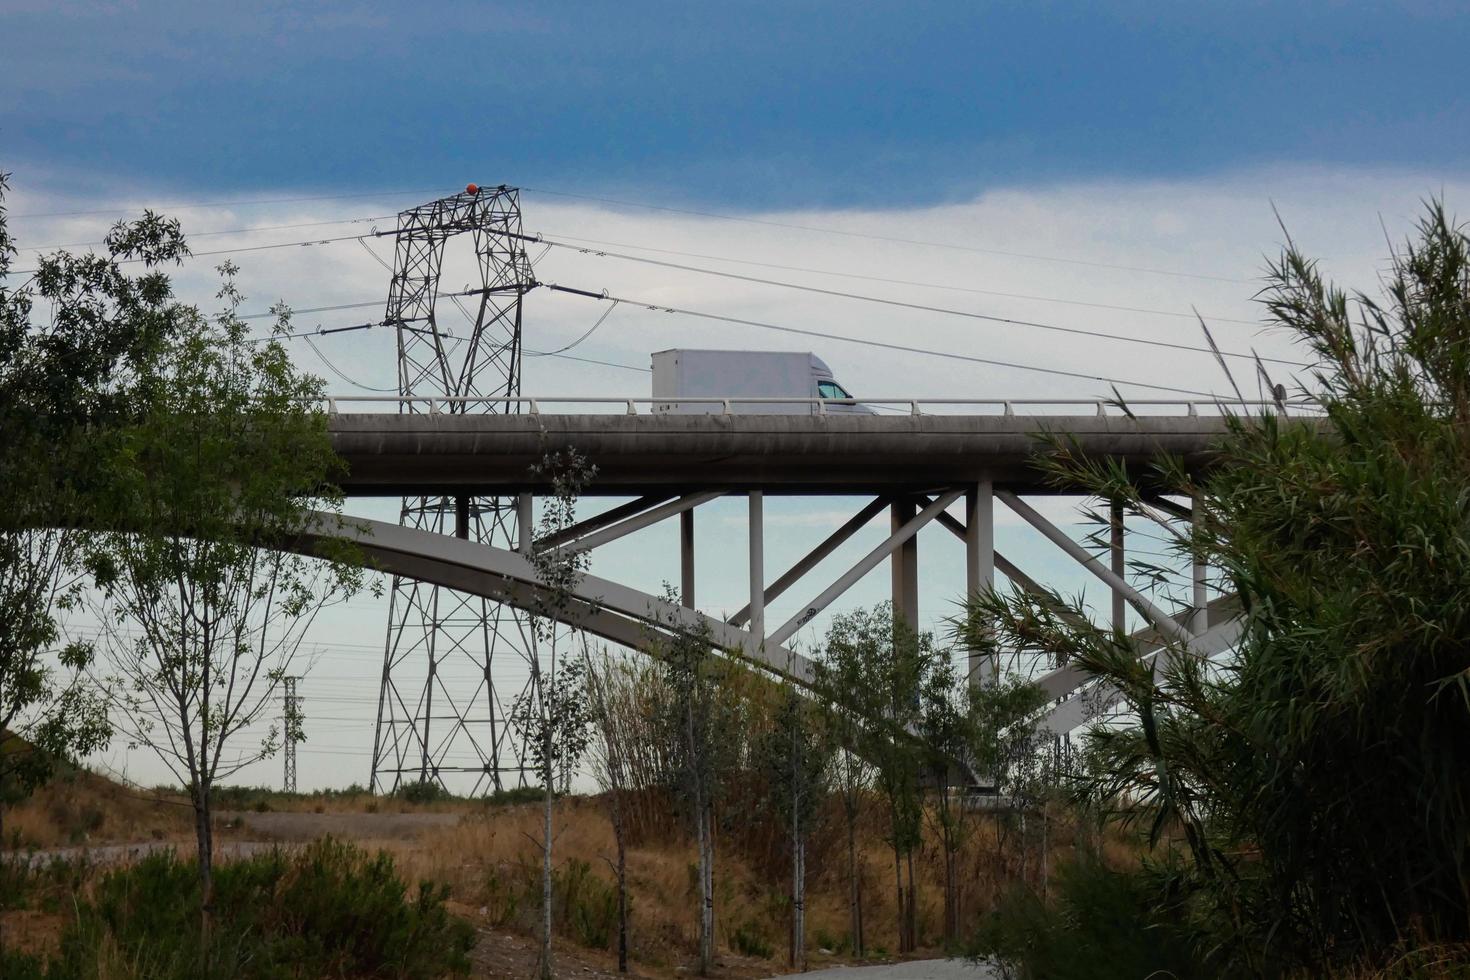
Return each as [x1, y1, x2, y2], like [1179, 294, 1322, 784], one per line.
[681, 508, 696, 609]
[891, 498, 920, 634]
[748, 491, 764, 646]
[965, 479, 995, 685]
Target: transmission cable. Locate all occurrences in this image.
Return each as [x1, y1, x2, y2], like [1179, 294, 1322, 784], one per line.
[268, 312, 647, 374]
[301, 335, 398, 392]
[8, 231, 375, 275]
[15, 187, 444, 220]
[538, 281, 1222, 398]
[520, 185, 1253, 285]
[22, 214, 397, 253]
[529, 299, 620, 356]
[532, 236, 1304, 367]
[540, 231, 1262, 326]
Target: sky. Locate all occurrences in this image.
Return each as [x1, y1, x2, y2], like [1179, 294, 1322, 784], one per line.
[3, 1, 1468, 793]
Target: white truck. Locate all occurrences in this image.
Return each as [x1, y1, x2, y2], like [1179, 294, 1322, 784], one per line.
[650, 349, 870, 414]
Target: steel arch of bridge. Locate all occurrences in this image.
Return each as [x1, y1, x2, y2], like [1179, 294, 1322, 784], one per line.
[296, 479, 1242, 746]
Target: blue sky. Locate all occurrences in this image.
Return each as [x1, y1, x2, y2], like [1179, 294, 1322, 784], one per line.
[9, 2, 1470, 790]
[5, 1, 1468, 206]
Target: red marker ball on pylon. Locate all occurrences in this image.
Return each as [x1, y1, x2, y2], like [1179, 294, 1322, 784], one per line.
[466, 183, 479, 195]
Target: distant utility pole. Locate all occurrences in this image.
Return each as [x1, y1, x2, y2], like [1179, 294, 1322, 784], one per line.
[283, 676, 302, 793]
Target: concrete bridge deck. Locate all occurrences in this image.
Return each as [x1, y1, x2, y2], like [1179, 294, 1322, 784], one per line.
[328, 411, 1244, 496]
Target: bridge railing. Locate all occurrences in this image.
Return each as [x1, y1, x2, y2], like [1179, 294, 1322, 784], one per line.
[318, 394, 1324, 418]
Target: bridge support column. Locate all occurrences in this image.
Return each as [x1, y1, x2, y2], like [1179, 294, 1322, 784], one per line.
[681, 509, 695, 609]
[1110, 498, 1126, 632]
[517, 494, 533, 555]
[966, 480, 994, 685]
[748, 492, 764, 645]
[1191, 492, 1208, 633]
[891, 498, 919, 634]
[455, 496, 470, 540]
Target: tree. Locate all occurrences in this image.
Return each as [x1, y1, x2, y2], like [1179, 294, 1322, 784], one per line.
[584, 645, 634, 973]
[916, 652, 972, 943]
[654, 614, 742, 975]
[969, 201, 1470, 974]
[813, 634, 871, 958]
[86, 265, 367, 952]
[754, 683, 831, 970]
[510, 448, 597, 980]
[817, 603, 937, 955]
[0, 171, 191, 870]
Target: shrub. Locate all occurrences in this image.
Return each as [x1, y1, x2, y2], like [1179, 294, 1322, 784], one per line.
[731, 918, 774, 959]
[0, 950, 46, 980]
[968, 850, 1208, 980]
[43, 837, 473, 979]
[482, 785, 545, 806]
[393, 780, 450, 805]
[483, 857, 619, 950]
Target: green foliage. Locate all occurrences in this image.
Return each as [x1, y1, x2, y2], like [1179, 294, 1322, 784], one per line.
[0, 169, 192, 817]
[393, 780, 451, 805]
[483, 784, 547, 806]
[815, 602, 954, 953]
[80, 253, 369, 933]
[969, 850, 1210, 980]
[967, 201, 1470, 973]
[753, 685, 830, 836]
[816, 603, 934, 857]
[39, 837, 472, 979]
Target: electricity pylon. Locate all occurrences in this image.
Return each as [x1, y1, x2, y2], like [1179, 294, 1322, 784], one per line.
[283, 676, 301, 793]
[369, 185, 538, 796]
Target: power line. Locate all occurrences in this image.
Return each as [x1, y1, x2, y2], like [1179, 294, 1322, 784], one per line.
[270, 312, 648, 374]
[8, 231, 374, 276]
[534, 299, 620, 356]
[540, 282, 1223, 398]
[21, 214, 397, 253]
[520, 185, 1255, 285]
[302, 335, 398, 392]
[540, 231, 1264, 326]
[534, 236, 1304, 367]
[13, 187, 444, 220]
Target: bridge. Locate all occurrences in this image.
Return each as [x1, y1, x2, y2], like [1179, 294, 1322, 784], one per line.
[320, 395, 1308, 738]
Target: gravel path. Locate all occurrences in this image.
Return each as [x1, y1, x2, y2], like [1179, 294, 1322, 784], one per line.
[774, 960, 995, 979]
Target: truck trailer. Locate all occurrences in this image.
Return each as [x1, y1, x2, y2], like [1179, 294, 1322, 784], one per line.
[650, 349, 870, 414]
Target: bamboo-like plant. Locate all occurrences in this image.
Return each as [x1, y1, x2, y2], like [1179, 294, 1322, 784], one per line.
[966, 201, 1470, 974]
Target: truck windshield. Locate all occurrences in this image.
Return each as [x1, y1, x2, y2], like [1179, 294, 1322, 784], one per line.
[817, 381, 852, 399]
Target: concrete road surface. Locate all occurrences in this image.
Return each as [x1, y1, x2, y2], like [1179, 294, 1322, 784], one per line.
[774, 960, 995, 979]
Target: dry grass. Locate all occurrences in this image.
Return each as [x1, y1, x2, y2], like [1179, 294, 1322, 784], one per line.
[392, 792, 1102, 976]
[3, 766, 194, 850]
[2, 764, 1127, 977]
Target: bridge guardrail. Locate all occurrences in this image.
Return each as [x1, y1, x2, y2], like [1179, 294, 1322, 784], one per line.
[317, 395, 1324, 418]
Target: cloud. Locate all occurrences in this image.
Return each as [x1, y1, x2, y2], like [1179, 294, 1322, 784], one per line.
[9, 162, 1465, 790]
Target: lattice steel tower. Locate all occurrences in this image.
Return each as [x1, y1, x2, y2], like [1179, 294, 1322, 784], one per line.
[369, 185, 537, 796]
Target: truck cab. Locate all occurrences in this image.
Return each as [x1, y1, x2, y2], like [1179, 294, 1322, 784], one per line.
[651, 349, 871, 415]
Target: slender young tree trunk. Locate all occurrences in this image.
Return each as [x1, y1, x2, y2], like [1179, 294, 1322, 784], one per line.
[791, 811, 805, 970]
[1041, 809, 1050, 901]
[540, 734, 555, 979]
[192, 781, 215, 958]
[845, 809, 864, 958]
[899, 846, 911, 952]
[1, 799, 7, 957]
[615, 796, 629, 973]
[892, 840, 905, 953]
[698, 797, 714, 975]
[945, 837, 958, 942]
